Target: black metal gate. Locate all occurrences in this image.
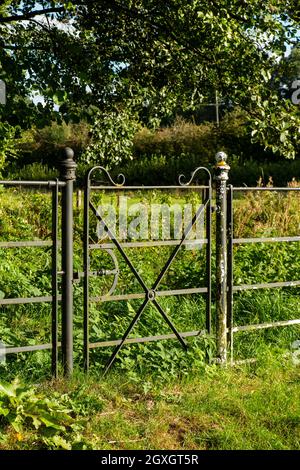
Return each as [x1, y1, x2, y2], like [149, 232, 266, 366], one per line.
[83, 166, 212, 373]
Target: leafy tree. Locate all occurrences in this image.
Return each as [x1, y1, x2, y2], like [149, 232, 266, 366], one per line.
[0, 122, 19, 175]
[0, 1, 300, 163]
[279, 45, 300, 99]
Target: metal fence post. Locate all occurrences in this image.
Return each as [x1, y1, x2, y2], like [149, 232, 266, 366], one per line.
[214, 151, 230, 365]
[60, 147, 77, 376]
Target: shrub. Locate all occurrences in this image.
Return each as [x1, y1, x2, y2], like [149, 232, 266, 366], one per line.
[17, 121, 91, 167]
[133, 111, 275, 163]
[133, 117, 219, 166]
[116, 154, 300, 187]
[7, 162, 58, 181]
[229, 159, 300, 187]
[82, 110, 140, 167]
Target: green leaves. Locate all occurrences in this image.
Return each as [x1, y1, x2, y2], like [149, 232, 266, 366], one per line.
[52, 90, 68, 105]
[0, 380, 18, 398]
[246, 85, 300, 159]
[1, 1, 300, 162]
[0, 377, 86, 449]
[0, 122, 19, 175]
[83, 109, 140, 167]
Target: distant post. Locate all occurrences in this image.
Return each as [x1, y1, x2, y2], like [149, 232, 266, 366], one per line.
[215, 151, 230, 365]
[60, 147, 76, 376]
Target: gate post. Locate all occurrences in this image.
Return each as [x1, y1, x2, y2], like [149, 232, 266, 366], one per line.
[60, 147, 77, 376]
[214, 151, 230, 365]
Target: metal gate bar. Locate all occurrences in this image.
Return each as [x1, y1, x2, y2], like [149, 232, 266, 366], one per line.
[89, 330, 206, 348]
[205, 185, 212, 334]
[89, 288, 208, 303]
[51, 180, 59, 377]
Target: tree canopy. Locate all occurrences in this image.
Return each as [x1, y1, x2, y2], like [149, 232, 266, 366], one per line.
[0, 1, 300, 163]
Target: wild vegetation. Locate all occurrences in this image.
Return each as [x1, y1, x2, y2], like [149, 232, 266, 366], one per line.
[4, 114, 300, 188]
[1, 354, 300, 450]
[1, 1, 300, 173]
[0, 182, 299, 449]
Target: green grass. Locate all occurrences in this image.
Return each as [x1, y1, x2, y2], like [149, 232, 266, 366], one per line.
[1, 352, 300, 450]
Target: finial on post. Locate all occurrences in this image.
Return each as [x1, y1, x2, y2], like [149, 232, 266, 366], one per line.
[60, 147, 77, 181]
[214, 151, 230, 181]
[215, 150, 228, 163]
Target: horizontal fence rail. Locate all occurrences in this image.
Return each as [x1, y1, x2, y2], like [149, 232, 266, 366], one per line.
[231, 186, 300, 192]
[232, 236, 300, 244]
[0, 180, 66, 187]
[90, 185, 210, 190]
[89, 288, 208, 304]
[89, 239, 208, 249]
[227, 184, 300, 364]
[89, 330, 206, 349]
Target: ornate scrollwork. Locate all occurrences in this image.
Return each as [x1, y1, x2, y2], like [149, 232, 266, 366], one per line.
[86, 166, 125, 187]
[178, 167, 212, 186]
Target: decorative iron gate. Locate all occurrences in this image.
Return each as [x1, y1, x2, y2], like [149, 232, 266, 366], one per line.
[83, 166, 212, 374]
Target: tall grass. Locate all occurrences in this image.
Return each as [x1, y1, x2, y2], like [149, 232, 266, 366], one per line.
[1, 356, 300, 450]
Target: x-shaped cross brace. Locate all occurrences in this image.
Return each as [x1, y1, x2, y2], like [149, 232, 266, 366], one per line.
[89, 198, 209, 374]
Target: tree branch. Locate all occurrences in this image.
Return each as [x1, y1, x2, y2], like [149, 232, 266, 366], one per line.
[0, 7, 65, 23]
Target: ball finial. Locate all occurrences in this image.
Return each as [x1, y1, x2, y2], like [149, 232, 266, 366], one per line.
[215, 151, 228, 164]
[60, 147, 76, 181]
[64, 147, 75, 160]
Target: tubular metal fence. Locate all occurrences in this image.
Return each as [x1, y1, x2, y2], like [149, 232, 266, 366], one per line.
[0, 179, 62, 376]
